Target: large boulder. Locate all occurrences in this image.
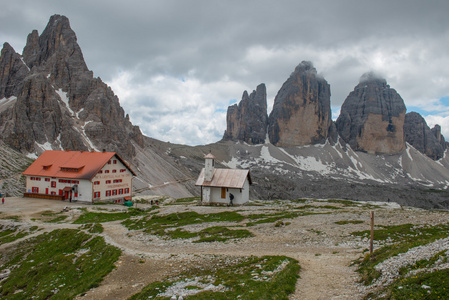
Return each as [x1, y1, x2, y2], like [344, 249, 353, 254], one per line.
[336, 72, 406, 154]
[267, 61, 332, 147]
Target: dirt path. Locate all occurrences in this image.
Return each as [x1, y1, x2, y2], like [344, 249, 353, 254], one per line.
[2, 197, 447, 299]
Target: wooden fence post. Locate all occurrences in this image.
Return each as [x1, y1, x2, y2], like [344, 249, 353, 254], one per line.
[370, 211, 374, 254]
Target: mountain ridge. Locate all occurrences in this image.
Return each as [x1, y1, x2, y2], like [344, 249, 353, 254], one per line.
[1, 14, 449, 210]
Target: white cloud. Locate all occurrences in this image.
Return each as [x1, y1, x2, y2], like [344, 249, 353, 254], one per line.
[107, 70, 246, 145]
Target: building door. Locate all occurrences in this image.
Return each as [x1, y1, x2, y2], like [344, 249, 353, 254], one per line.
[46, 188, 49, 194]
[221, 187, 226, 199]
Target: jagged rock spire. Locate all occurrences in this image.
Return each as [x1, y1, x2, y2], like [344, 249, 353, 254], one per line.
[0, 43, 29, 98]
[336, 72, 406, 154]
[267, 61, 332, 147]
[223, 83, 268, 144]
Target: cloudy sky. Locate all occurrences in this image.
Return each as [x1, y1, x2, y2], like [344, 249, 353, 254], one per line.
[1, 0, 449, 145]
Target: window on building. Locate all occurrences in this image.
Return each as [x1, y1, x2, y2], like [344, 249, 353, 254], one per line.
[108, 160, 111, 164]
[106, 180, 111, 184]
[32, 187, 39, 193]
[119, 188, 123, 195]
[113, 160, 117, 164]
[124, 188, 129, 194]
[51, 181, 56, 188]
[112, 190, 117, 196]
[93, 181, 100, 185]
[51, 191, 56, 195]
[112, 169, 117, 173]
[105, 170, 109, 173]
[94, 192, 100, 198]
[106, 190, 111, 196]
[45, 178, 50, 182]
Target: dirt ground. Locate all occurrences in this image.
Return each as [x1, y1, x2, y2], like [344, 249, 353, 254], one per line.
[1, 197, 448, 299]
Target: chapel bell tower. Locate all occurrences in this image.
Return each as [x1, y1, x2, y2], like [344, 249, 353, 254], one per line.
[204, 153, 216, 181]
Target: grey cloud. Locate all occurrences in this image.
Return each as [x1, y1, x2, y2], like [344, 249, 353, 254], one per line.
[2, 0, 449, 145]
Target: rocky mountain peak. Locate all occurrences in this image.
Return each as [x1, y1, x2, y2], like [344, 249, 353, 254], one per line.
[359, 71, 387, 84]
[0, 43, 29, 99]
[404, 112, 446, 160]
[294, 60, 316, 74]
[336, 74, 406, 154]
[222, 83, 268, 144]
[267, 61, 332, 147]
[22, 14, 89, 90]
[0, 14, 144, 160]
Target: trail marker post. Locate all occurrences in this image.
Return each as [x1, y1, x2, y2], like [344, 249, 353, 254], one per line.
[370, 211, 374, 254]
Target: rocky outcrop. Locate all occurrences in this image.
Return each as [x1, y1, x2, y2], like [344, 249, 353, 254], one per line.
[267, 61, 332, 147]
[336, 72, 406, 155]
[222, 83, 267, 144]
[0, 14, 143, 159]
[431, 124, 448, 152]
[0, 43, 29, 99]
[404, 112, 445, 160]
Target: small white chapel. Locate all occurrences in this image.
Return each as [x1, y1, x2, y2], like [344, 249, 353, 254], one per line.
[195, 153, 252, 205]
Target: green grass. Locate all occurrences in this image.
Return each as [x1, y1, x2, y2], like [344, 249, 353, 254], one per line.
[123, 211, 244, 231]
[383, 268, 449, 299]
[0, 215, 20, 221]
[0, 225, 31, 245]
[0, 228, 121, 299]
[327, 199, 358, 206]
[245, 210, 315, 226]
[80, 223, 104, 234]
[194, 226, 254, 243]
[73, 208, 147, 224]
[367, 251, 449, 299]
[168, 197, 201, 205]
[354, 223, 449, 285]
[122, 211, 252, 242]
[45, 215, 68, 223]
[129, 255, 300, 300]
[335, 220, 364, 225]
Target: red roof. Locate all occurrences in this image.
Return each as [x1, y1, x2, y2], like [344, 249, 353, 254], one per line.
[23, 150, 136, 180]
[195, 168, 251, 189]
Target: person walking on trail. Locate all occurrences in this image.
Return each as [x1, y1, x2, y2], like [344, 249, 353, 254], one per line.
[229, 193, 234, 206]
[2, 198, 4, 204]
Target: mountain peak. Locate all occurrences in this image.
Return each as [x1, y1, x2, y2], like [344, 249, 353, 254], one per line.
[336, 75, 406, 154]
[222, 83, 268, 144]
[22, 14, 88, 75]
[268, 61, 331, 147]
[294, 60, 317, 75]
[359, 71, 387, 85]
